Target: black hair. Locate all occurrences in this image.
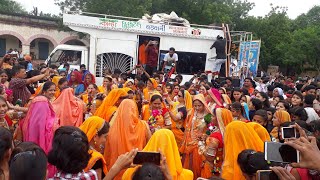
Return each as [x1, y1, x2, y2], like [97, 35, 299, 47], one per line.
[169, 47, 175, 51]
[289, 107, 308, 121]
[304, 85, 316, 92]
[179, 90, 185, 98]
[276, 100, 290, 112]
[150, 94, 162, 103]
[254, 109, 268, 122]
[98, 122, 110, 136]
[244, 78, 256, 88]
[87, 83, 98, 90]
[251, 98, 263, 110]
[267, 85, 275, 92]
[58, 78, 68, 86]
[257, 92, 270, 108]
[266, 107, 276, 114]
[0, 127, 13, 178]
[275, 95, 284, 101]
[135, 75, 142, 82]
[292, 91, 304, 103]
[231, 87, 242, 102]
[309, 121, 320, 133]
[176, 74, 183, 82]
[48, 126, 90, 174]
[11, 65, 25, 76]
[120, 73, 128, 81]
[80, 64, 86, 69]
[237, 149, 269, 176]
[9, 142, 47, 180]
[49, 64, 58, 69]
[42, 81, 56, 92]
[304, 94, 316, 106]
[153, 74, 160, 79]
[132, 163, 165, 180]
[231, 102, 244, 114]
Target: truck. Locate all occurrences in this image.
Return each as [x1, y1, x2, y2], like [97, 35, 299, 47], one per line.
[46, 11, 231, 84]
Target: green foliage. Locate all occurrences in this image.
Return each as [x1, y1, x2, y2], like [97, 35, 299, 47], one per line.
[0, 0, 26, 14]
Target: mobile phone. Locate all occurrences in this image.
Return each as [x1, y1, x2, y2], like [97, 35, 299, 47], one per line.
[281, 127, 297, 139]
[264, 142, 299, 163]
[133, 152, 161, 165]
[256, 170, 279, 180]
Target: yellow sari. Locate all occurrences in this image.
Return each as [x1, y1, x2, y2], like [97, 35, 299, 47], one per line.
[222, 121, 265, 180]
[270, 110, 291, 141]
[94, 89, 128, 122]
[122, 129, 193, 180]
[143, 78, 158, 101]
[52, 76, 62, 98]
[79, 116, 108, 175]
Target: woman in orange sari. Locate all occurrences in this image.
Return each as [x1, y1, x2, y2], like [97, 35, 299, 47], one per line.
[270, 110, 291, 141]
[94, 89, 128, 122]
[179, 94, 212, 178]
[79, 116, 109, 180]
[221, 121, 265, 180]
[166, 90, 192, 147]
[52, 88, 85, 127]
[143, 78, 158, 102]
[142, 93, 171, 133]
[52, 76, 62, 98]
[122, 129, 194, 180]
[247, 122, 271, 142]
[105, 99, 150, 179]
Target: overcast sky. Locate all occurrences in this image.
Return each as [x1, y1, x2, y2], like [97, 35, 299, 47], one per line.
[13, 0, 319, 19]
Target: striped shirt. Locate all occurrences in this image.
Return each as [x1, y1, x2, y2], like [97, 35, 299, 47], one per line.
[9, 78, 31, 106]
[48, 170, 98, 180]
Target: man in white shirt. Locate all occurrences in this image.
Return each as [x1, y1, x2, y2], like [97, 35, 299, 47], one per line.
[162, 47, 178, 73]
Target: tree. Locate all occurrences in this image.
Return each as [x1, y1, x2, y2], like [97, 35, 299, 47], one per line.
[0, 0, 26, 14]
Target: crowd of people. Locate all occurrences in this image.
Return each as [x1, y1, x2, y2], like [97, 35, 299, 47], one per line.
[0, 53, 320, 180]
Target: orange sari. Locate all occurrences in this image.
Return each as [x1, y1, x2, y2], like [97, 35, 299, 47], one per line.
[221, 121, 265, 180]
[52, 88, 84, 127]
[170, 90, 193, 148]
[143, 78, 158, 101]
[79, 116, 108, 175]
[94, 89, 128, 122]
[52, 76, 62, 98]
[248, 122, 271, 142]
[270, 110, 291, 141]
[179, 94, 212, 179]
[122, 129, 193, 180]
[105, 99, 148, 180]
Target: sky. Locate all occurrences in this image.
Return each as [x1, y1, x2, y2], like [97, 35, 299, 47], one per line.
[13, 0, 320, 19]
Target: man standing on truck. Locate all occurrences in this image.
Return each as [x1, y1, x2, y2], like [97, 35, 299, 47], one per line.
[210, 35, 227, 76]
[162, 47, 178, 74]
[145, 40, 159, 75]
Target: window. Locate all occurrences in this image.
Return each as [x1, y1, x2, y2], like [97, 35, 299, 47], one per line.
[50, 50, 81, 66]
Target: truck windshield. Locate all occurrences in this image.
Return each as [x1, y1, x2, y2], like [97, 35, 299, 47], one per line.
[50, 50, 81, 66]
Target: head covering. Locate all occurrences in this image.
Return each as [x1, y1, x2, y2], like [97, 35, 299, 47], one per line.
[52, 88, 84, 127]
[68, 71, 83, 86]
[124, 79, 134, 88]
[183, 90, 193, 111]
[52, 76, 62, 98]
[222, 94, 232, 105]
[83, 72, 96, 89]
[270, 110, 291, 139]
[79, 116, 106, 142]
[193, 94, 211, 114]
[21, 96, 55, 154]
[215, 108, 233, 137]
[79, 116, 108, 175]
[24, 55, 32, 61]
[208, 88, 223, 107]
[222, 121, 264, 180]
[275, 87, 284, 96]
[105, 99, 148, 178]
[149, 78, 158, 89]
[247, 122, 271, 142]
[209, 132, 223, 148]
[242, 102, 250, 120]
[94, 89, 128, 122]
[122, 129, 194, 180]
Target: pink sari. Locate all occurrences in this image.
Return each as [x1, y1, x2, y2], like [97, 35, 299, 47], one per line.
[21, 96, 56, 154]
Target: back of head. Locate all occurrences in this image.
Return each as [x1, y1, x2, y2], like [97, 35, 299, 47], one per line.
[132, 163, 165, 180]
[48, 126, 90, 174]
[0, 127, 12, 163]
[305, 94, 316, 105]
[9, 142, 47, 180]
[237, 149, 269, 176]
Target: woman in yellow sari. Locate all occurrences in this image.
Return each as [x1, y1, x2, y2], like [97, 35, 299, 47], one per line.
[221, 121, 265, 180]
[247, 122, 271, 142]
[98, 76, 117, 95]
[105, 99, 150, 180]
[179, 94, 212, 178]
[79, 116, 109, 180]
[166, 90, 192, 147]
[143, 78, 158, 102]
[270, 110, 291, 141]
[52, 76, 62, 98]
[122, 129, 194, 180]
[94, 89, 128, 122]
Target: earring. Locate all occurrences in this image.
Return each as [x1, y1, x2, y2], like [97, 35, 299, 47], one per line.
[94, 141, 97, 145]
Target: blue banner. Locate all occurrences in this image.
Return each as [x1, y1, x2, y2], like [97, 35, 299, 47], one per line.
[237, 40, 261, 77]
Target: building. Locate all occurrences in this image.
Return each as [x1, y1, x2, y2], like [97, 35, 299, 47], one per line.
[0, 12, 89, 60]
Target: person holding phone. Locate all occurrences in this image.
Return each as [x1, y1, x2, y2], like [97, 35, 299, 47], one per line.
[145, 40, 159, 76]
[123, 129, 193, 179]
[162, 47, 178, 74]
